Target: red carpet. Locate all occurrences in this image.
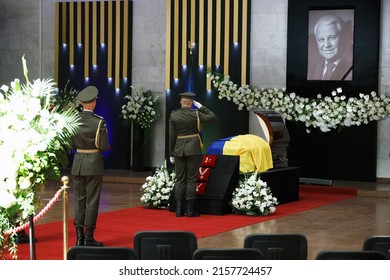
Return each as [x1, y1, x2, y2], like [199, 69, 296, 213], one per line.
[7, 185, 356, 260]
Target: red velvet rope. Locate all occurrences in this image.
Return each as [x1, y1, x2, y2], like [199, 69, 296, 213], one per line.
[4, 187, 65, 236]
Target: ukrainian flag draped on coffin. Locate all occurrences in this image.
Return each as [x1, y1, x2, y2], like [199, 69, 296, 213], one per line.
[207, 134, 273, 173]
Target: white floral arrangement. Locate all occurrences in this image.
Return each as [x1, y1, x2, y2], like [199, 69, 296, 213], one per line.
[140, 161, 176, 208]
[231, 172, 278, 216]
[0, 56, 80, 259]
[207, 69, 390, 133]
[51, 81, 79, 111]
[121, 86, 159, 130]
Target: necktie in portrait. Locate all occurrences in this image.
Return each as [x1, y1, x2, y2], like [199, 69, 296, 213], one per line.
[323, 62, 336, 80]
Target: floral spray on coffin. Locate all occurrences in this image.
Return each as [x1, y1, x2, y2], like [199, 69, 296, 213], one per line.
[231, 172, 279, 216]
[140, 161, 176, 209]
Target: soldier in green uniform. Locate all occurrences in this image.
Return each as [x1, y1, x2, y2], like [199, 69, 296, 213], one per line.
[169, 92, 217, 217]
[71, 86, 110, 246]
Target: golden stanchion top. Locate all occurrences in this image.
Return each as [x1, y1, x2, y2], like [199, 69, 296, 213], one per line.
[61, 176, 69, 187]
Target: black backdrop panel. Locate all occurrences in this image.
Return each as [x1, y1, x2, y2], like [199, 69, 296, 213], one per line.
[58, 1, 133, 170]
[286, 0, 380, 181]
[164, 0, 251, 162]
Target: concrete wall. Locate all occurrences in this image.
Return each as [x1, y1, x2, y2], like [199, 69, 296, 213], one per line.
[1, 0, 389, 179]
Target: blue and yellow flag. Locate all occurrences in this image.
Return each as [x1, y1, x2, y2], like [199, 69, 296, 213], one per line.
[207, 134, 273, 173]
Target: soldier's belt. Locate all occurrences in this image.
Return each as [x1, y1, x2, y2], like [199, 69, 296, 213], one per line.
[177, 134, 198, 139]
[77, 149, 100, 154]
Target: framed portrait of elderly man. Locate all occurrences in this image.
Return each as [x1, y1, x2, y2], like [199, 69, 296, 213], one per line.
[307, 10, 354, 81]
[285, 0, 381, 182]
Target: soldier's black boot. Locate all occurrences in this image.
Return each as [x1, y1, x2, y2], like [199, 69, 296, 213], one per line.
[187, 199, 200, 217]
[176, 199, 184, 217]
[76, 227, 84, 246]
[84, 227, 104, 246]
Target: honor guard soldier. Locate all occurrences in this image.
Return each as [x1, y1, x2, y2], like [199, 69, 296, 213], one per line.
[71, 86, 110, 246]
[169, 92, 217, 217]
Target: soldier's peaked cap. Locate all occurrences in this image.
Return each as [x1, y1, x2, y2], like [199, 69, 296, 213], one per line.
[77, 86, 98, 103]
[179, 92, 196, 99]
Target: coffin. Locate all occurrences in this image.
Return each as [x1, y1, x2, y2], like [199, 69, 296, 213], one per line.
[252, 110, 290, 168]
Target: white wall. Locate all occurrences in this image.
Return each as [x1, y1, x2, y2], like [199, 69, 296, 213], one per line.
[0, 0, 389, 180]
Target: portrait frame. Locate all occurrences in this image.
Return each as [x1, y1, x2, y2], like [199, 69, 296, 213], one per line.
[307, 9, 355, 81]
[285, 0, 381, 182]
[286, 0, 381, 98]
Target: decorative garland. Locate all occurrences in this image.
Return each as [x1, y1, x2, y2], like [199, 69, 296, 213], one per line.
[207, 69, 390, 133]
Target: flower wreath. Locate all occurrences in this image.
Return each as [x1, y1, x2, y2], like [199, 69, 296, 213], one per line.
[231, 172, 278, 216]
[121, 86, 159, 130]
[207, 69, 390, 133]
[140, 161, 176, 208]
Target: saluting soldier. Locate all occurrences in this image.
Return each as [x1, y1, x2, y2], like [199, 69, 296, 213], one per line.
[169, 92, 217, 217]
[71, 86, 110, 246]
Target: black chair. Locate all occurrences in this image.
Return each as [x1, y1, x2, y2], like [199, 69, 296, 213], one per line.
[193, 248, 264, 260]
[363, 235, 390, 259]
[243, 233, 307, 260]
[133, 230, 198, 260]
[316, 250, 388, 260]
[67, 246, 138, 260]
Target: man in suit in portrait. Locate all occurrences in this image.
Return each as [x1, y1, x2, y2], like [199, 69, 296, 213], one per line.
[307, 14, 353, 81]
[71, 86, 110, 246]
[169, 92, 217, 217]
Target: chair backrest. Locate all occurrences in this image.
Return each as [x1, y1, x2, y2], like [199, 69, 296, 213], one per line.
[192, 248, 264, 260]
[316, 250, 388, 260]
[67, 246, 138, 260]
[243, 233, 307, 260]
[134, 230, 198, 260]
[363, 235, 390, 259]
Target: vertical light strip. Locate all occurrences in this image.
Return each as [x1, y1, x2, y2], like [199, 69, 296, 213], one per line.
[181, 0, 187, 65]
[100, 0, 105, 44]
[215, 0, 221, 66]
[241, 0, 248, 85]
[191, 0, 195, 43]
[61, 2, 67, 44]
[233, 0, 238, 43]
[92, 1, 97, 66]
[84, 1, 90, 78]
[107, 0, 113, 78]
[173, 0, 179, 79]
[206, 0, 213, 90]
[54, 2, 59, 83]
[69, 2, 74, 65]
[115, 0, 121, 88]
[77, 2, 82, 44]
[123, 0, 129, 78]
[224, 0, 230, 75]
[165, 0, 172, 89]
[198, 0, 204, 65]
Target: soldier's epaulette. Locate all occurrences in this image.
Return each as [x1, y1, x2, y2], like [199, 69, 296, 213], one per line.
[93, 113, 104, 119]
[171, 109, 180, 113]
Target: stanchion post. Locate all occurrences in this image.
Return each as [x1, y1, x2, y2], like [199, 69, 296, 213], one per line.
[29, 214, 36, 260]
[62, 176, 70, 260]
